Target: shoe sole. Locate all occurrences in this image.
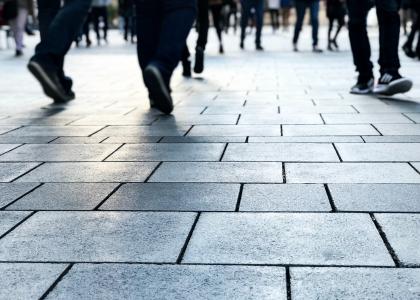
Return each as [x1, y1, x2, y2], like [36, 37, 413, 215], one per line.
[374, 78, 413, 96]
[350, 88, 373, 95]
[143, 66, 173, 114]
[27, 61, 69, 103]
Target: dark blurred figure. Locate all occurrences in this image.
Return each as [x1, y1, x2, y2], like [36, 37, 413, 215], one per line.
[210, 0, 225, 53]
[326, 0, 346, 51]
[240, 0, 264, 50]
[27, 0, 92, 102]
[91, 0, 110, 44]
[223, 0, 238, 33]
[401, 0, 413, 35]
[281, 0, 292, 31]
[135, 0, 196, 114]
[7, 0, 34, 56]
[347, 0, 412, 95]
[268, 0, 280, 32]
[293, 0, 322, 52]
[402, 0, 420, 58]
[75, 11, 93, 47]
[119, 0, 136, 43]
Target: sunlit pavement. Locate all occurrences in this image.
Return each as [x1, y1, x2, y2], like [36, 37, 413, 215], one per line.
[0, 27, 420, 299]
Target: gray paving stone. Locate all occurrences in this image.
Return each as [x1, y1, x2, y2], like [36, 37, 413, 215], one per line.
[101, 183, 239, 211]
[0, 144, 20, 155]
[0, 136, 57, 144]
[183, 213, 393, 265]
[0, 263, 68, 300]
[160, 136, 247, 143]
[0, 162, 40, 182]
[51, 137, 108, 144]
[107, 143, 225, 162]
[70, 115, 157, 126]
[47, 264, 286, 300]
[354, 104, 420, 113]
[0, 126, 19, 135]
[375, 214, 420, 266]
[405, 113, 420, 123]
[413, 163, 420, 173]
[249, 136, 364, 143]
[286, 163, 420, 183]
[283, 125, 378, 136]
[329, 184, 420, 212]
[0, 183, 39, 208]
[291, 267, 420, 300]
[280, 105, 356, 114]
[102, 136, 162, 143]
[240, 184, 330, 211]
[16, 162, 158, 182]
[93, 126, 190, 137]
[8, 183, 119, 210]
[374, 124, 420, 135]
[363, 136, 420, 143]
[150, 162, 284, 183]
[3, 126, 103, 137]
[336, 143, 420, 162]
[0, 144, 121, 162]
[222, 143, 339, 162]
[154, 114, 239, 125]
[0, 211, 32, 236]
[239, 114, 323, 125]
[0, 117, 78, 126]
[322, 113, 413, 124]
[0, 211, 196, 262]
[203, 106, 278, 114]
[188, 125, 281, 136]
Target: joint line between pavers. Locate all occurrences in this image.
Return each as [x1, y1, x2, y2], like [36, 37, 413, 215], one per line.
[370, 124, 383, 136]
[332, 143, 343, 162]
[282, 163, 286, 183]
[350, 105, 360, 113]
[324, 184, 337, 212]
[88, 125, 109, 137]
[401, 113, 417, 124]
[319, 113, 326, 125]
[10, 162, 45, 183]
[47, 137, 60, 144]
[0, 211, 36, 240]
[183, 125, 194, 137]
[94, 183, 125, 210]
[286, 266, 292, 300]
[99, 136, 110, 143]
[408, 162, 420, 175]
[235, 183, 244, 212]
[1, 183, 44, 210]
[0, 125, 24, 136]
[144, 161, 163, 183]
[236, 114, 241, 125]
[200, 107, 208, 115]
[101, 143, 126, 162]
[176, 212, 201, 264]
[219, 143, 229, 161]
[39, 264, 74, 300]
[0, 144, 24, 158]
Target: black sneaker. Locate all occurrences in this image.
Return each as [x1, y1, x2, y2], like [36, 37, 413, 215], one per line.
[219, 44, 224, 54]
[182, 60, 192, 78]
[28, 59, 72, 103]
[402, 44, 416, 58]
[256, 44, 264, 51]
[350, 76, 374, 95]
[15, 50, 23, 57]
[240, 40, 244, 50]
[194, 46, 204, 74]
[312, 45, 323, 53]
[143, 65, 173, 114]
[374, 73, 413, 96]
[61, 75, 75, 100]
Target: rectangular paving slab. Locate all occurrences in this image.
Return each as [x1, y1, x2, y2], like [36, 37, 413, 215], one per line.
[107, 143, 226, 162]
[93, 126, 190, 137]
[248, 136, 363, 143]
[0, 211, 32, 236]
[363, 135, 420, 143]
[329, 184, 420, 212]
[240, 184, 330, 211]
[286, 163, 420, 183]
[47, 264, 286, 300]
[291, 267, 420, 300]
[0, 136, 57, 144]
[0, 211, 196, 262]
[3, 126, 103, 137]
[8, 183, 119, 210]
[16, 162, 158, 182]
[183, 213, 393, 265]
[160, 136, 247, 143]
[0, 126, 20, 135]
[222, 143, 339, 162]
[0, 263, 68, 300]
[0, 182, 39, 208]
[238, 114, 323, 125]
[375, 214, 420, 266]
[374, 124, 420, 135]
[0, 144, 121, 162]
[101, 183, 239, 211]
[336, 143, 420, 162]
[0, 162, 40, 182]
[150, 162, 284, 183]
[188, 125, 281, 136]
[283, 125, 379, 136]
[0, 144, 20, 156]
[322, 113, 413, 124]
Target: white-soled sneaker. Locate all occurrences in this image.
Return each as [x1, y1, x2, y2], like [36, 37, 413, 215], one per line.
[374, 73, 413, 96]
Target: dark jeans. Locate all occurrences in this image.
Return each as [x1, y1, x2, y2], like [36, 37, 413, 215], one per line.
[347, 0, 402, 77]
[293, 0, 320, 46]
[210, 4, 223, 43]
[135, 0, 196, 85]
[240, 0, 264, 46]
[34, 0, 92, 71]
[91, 6, 109, 41]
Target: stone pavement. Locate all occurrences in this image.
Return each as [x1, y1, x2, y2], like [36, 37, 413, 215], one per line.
[0, 27, 420, 299]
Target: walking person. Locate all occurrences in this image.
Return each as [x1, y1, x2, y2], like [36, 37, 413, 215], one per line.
[223, 0, 238, 34]
[402, 0, 420, 59]
[91, 0, 111, 44]
[268, 0, 280, 32]
[135, 0, 196, 114]
[119, 0, 136, 43]
[210, 0, 225, 53]
[27, 0, 92, 102]
[280, 0, 292, 31]
[240, 0, 264, 50]
[292, 0, 322, 52]
[7, 0, 34, 57]
[347, 0, 413, 95]
[326, 0, 346, 51]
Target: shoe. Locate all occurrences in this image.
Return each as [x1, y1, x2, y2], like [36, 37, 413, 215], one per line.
[15, 50, 23, 57]
[219, 44, 224, 54]
[402, 44, 416, 58]
[332, 40, 339, 50]
[61, 75, 76, 100]
[182, 60, 192, 78]
[27, 59, 72, 103]
[327, 41, 333, 51]
[312, 45, 323, 53]
[293, 43, 298, 52]
[194, 46, 204, 74]
[350, 76, 374, 95]
[143, 65, 173, 114]
[256, 44, 264, 51]
[240, 40, 244, 50]
[374, 73, 413, 96]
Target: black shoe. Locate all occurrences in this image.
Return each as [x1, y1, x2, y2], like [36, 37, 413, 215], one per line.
[194, 46, 204, 74]
[219, 44, 224, 54]
[374, 73, 413, 96]
[293, 43, 298, 52]
[350, 76, 374, 95]
[143, 65, 173, 114]
[60, 75, 75, 100]
[240, 40, 244, 50]
[312, 45, 323, 53]
[182, 60, 192, 78]
[27, 59, 72, 103]
[15, 50, 23, 57]
[402, 44, 416, 58]
[332, 40, 339, 50]
[256, 44, 264, 51]
[327, 41, 334, 51]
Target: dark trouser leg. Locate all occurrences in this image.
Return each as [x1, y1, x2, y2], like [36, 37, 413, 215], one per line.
[210, 4, 223, 43]
[124, 16, 129, 40]
[328, 17, 333, 41]
[346, 0, 373, 78]
[240, 0, 250, 43]
[309, 0, 319, 46]
[254, 0, 264, 45]
[334, 16, 344, 40]
[196, 0, 209, 50]
[293, 0, 306, 44]
[34, 0, 92, 71]
[101, 6, 108, 40]
[376, 0, 401, 75]
[91, 7, 100, 40]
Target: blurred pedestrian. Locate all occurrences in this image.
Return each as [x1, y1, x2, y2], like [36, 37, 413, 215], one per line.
[402, 0, 420, 59]
[292, 0, 322, 52]
[347, 0, 413, 95]
[91, 0, 111, 44]
[240, 0, 264, 50]
[268, 0, 280, 32]
[27, 0, 92, 102]
[119, 0, 136, 43]
[7, 0, 34, 56]
[223, 0, 238, 34]
[135, 0, 196, 114]
[210, 0, 225, 53]
[326, 0, 346, 51]
[280, 0, 292, 31]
